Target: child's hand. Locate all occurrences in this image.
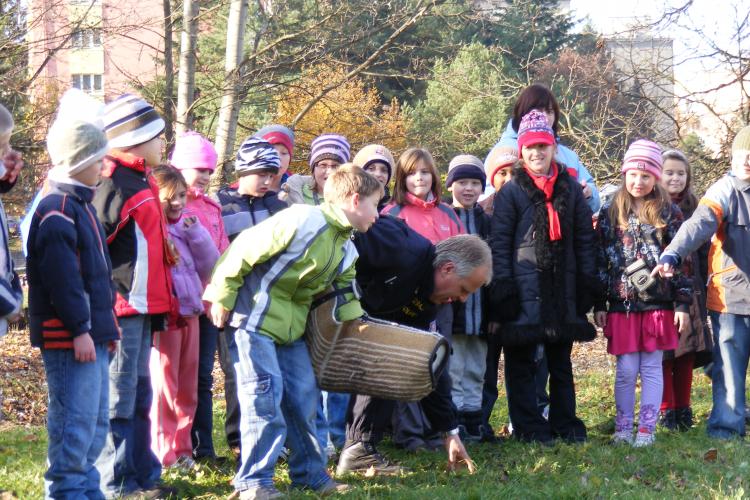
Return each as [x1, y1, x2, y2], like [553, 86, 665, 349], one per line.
[108, 340, 119, 353]
[674, 311, 691, 336]
[1, 149, 23, 183]
[651, 263, 673, 278]
[210, 303, 229, 328]
[183, 216, 197, 228]
[580, 180, 593, 199]
[594, 311, 607, 328]
[73, 333, 96, 362]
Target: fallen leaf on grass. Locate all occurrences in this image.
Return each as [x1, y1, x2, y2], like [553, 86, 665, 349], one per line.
[704, 448, 718, 462]
[22, 434, 38, 442]
[445, 458, 477, 474]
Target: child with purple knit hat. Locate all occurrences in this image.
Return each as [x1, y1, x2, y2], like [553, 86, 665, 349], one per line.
[280, 133, 350, 206]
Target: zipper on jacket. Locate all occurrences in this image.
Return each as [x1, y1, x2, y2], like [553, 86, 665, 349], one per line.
[294, 231, 343, 342]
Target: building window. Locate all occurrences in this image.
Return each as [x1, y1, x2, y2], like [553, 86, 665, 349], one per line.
[71, 74, 103, 93]
[71, 28, 102, 48]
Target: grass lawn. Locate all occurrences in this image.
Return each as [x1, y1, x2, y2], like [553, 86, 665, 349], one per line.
[1, 361, 749, 499]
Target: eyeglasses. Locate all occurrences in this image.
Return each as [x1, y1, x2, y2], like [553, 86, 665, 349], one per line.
[316, 162, 340, 171]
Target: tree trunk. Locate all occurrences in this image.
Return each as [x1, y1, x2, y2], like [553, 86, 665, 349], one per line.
[162, 0, 175, 145]
[175, 0, 198, 135]
[211, 0, 248, 192]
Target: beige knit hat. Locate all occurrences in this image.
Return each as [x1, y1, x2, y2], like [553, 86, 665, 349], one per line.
[47, 120, 109, 175]
[353, 144, 396, 182]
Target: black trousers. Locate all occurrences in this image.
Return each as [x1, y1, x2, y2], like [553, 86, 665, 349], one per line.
[345, 394, 395, 445]
[481, 334, 503, 428]
[504, 340, 586, 442]
[217, 326, 241, 449]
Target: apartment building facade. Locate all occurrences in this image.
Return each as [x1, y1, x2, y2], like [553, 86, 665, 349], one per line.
[27, 0, 165, 102]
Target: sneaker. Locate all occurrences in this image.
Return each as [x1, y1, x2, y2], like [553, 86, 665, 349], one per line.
[316, 480, 352, 496]
[612, 429, 633, 445]
[168, 455, 198, 473]
[458, 424, 481, 443]
[123, 484, 179, 499]
[632, 429, 655, 448]
[336, 441, 407, 476]
[238, 486, 283, 500]
[675, 407, 693, 431]
[658, 409, 677, 431]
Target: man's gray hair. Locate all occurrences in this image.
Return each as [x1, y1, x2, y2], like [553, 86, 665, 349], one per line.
[433, 234, 493, 285]
[0, 104, 14, 136]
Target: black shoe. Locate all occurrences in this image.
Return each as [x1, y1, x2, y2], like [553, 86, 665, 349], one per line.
[336, 441, 406, 476]
[123, 485, 178, 499]
[675, 407, 693, 431]
[658, 409, 678, 431]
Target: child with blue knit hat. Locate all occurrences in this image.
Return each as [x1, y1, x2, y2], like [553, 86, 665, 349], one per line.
[280, 133, 350, 206]
[446, 154, 492, 442]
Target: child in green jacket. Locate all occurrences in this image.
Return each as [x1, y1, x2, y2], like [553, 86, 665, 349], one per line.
[204, 164, 382, 498]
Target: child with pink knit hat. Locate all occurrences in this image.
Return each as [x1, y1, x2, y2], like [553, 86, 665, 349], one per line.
[594, 139, 693, 447]
[169, 131, 230, 463]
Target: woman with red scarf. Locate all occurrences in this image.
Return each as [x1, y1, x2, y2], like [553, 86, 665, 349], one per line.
[488, 110, 602, 444]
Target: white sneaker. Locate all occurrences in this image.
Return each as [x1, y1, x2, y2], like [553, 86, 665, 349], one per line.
[612, 429, 633, 445]
[169, 455, 198, 472]
[632, 430, 655, 448]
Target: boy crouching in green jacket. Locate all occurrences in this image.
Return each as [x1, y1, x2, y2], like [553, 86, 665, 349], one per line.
[204, 164, 382, 499]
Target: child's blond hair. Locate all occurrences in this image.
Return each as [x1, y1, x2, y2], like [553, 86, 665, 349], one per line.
[324, 163, 383, 203]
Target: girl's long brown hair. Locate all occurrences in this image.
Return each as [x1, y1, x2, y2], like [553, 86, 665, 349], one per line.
[662, 149, 698, 216]
[391, 147, 440, 205]
[609, 178, 672, 230]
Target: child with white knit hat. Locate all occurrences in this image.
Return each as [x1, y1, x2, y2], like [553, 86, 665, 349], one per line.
[28, 116, 117, 498]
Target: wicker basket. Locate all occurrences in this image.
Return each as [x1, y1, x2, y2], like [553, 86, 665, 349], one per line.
[305, 291, 448, 401]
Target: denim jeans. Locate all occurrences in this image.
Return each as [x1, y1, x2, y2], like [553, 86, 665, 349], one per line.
[95, 314, 161, 498]
[43, 344, 109, 500]
[229, 328, 329, 492]
[316, 391, 350, 451]
[707, 312, 750, 438]
[191, 314, 218, 458]
[218, 325, 241, 450]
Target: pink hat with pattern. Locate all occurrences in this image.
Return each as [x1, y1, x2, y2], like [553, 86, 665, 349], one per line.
[621, 139, 662, 179]
[170, 131, 218, 172]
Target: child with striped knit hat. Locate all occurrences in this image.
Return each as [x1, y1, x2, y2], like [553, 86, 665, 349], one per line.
[280, 133, 350, 206]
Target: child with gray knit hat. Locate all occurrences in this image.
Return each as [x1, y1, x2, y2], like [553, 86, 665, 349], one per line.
[445, 154, 492, 443]
[91, 93, 177, 499]
[280, 133, 350, 206]
[27, 117, 117, 498]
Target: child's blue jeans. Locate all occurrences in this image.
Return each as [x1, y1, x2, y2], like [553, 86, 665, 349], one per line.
[229, 327, 330, 492]
[43, 343, 109, 500]
[708, 312, 750, 438]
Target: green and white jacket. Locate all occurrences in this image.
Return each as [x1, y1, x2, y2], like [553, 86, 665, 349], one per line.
[203, 202, 363, 344]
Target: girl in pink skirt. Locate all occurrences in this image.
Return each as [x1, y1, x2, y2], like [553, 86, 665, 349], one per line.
[594, 140, 693, 447]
